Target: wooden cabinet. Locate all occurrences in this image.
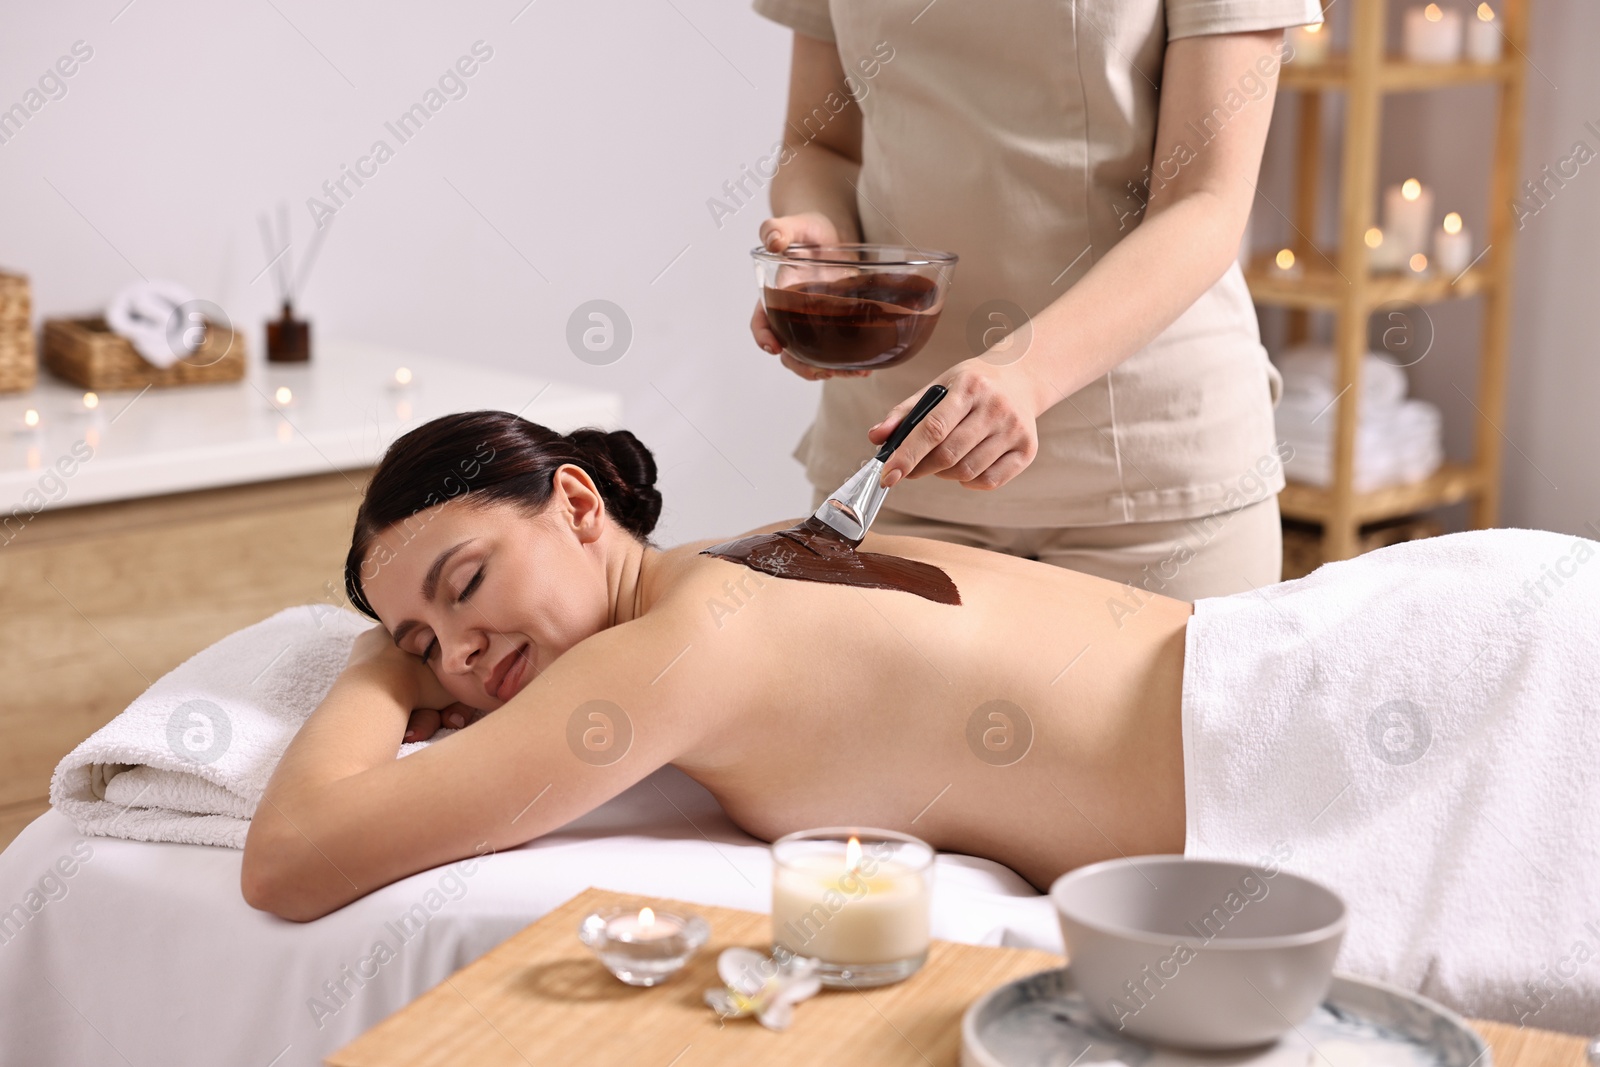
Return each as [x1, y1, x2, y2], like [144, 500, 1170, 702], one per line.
[0, 468, 373, 849]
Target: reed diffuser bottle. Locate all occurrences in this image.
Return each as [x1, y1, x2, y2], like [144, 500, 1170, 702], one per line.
[259, 202, 328, 363]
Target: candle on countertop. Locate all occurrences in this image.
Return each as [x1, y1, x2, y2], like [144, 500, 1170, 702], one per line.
[1403, 3, 1464, 63]
[1288, 22, 1331, 64]
[1409, 252, 1431, 275]
[771, 830, 932, 984]
[387, 366, 414, 392]
[1434, 212, 1474, 275]
[1466, 3, 1503, 62]
[1383, 178, 1435, 260]
[13, 408, 43, 436]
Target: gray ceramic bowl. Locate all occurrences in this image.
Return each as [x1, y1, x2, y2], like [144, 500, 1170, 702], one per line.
[1049, 854, 1347, 1049]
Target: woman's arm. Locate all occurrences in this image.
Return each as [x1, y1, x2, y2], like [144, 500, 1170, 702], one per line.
[869, 29, 1289, 490]
[750, 32, 870, 382]
[767, 32, 863, 245]
[240, 603, 720, 921]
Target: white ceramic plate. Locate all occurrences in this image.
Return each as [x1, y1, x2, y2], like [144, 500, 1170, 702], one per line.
[962, 968, 1489, 1067]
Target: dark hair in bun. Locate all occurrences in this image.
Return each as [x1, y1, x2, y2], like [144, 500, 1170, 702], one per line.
[344, 410, 662, 621]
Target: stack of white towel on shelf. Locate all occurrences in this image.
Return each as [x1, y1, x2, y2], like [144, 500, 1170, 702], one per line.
[1273, 344, 1444, 491]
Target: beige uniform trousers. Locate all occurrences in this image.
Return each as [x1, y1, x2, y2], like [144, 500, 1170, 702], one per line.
[811, 486, 1282, 603]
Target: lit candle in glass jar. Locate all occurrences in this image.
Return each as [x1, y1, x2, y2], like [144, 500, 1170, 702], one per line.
[771, 827, 934, 988]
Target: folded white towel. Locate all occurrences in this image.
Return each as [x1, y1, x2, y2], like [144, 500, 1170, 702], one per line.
[1274, 344, 1410, 413]
[1277, 398, 1444, 490]
[1182, 527, 1600, 1033]
[49, 604, 444, 849]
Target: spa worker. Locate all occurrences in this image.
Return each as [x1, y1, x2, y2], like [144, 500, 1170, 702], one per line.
[747, 0, 1321, 599]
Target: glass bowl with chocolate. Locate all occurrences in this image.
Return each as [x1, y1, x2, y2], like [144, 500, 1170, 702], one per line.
[752, 243, 958, 371]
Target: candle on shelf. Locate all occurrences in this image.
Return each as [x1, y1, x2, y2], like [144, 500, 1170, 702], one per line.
[1403, 3, 1464, 63]
[1272, 247, 1304, 278]
[1383, 178, 1435, 259]
[578, 904, 710, 987]
[1466, 3, 1503, 62]
[273, 386, 294, 408]
[1288, 22, 1331, 64]
[1366, 226, 1407, 272]
[1409, 252, 1431, 275]
[1434, 211, 1474, 275]
[771, 828, 934, 988]
[387, 366, 414, 392]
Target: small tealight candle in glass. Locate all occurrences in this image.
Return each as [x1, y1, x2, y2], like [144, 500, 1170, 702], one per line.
[1466, 3, 1503, 63]
[578, 905, 710, 987]
[771, 827, 934, 988]
[1272, 248, 1303, 278]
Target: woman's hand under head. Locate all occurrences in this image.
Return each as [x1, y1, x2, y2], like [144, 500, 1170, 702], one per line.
[750, 211, 871, 382]
[344, 625, 489, 742]
[353, 463, 653, 736]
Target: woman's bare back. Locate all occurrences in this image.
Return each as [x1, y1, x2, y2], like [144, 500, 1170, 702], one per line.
[246, 506, 1192, 920]
[649, 519, 1193, 891]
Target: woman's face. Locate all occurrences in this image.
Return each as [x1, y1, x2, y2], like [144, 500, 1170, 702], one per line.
[358, 482, 613, 711]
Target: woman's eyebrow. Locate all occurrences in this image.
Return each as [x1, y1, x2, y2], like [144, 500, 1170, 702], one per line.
[390, 538, 479, 647]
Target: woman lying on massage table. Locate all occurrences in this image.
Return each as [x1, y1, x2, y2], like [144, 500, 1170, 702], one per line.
[242, 411, 1600, 1015]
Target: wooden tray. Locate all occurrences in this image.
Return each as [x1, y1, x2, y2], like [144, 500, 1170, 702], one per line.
[42, 314, 246, 391]
[326, 886, 1594, 1067]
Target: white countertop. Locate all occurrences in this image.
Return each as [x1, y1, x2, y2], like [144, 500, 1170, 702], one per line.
[0, 339, 623, 513]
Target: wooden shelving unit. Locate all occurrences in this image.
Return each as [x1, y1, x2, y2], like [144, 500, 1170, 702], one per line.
[1246, 0, 1531, 562]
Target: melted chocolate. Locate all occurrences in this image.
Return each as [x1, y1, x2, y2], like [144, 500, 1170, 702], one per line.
[700, 516, 961, 606]
[762, 273, 942, 368]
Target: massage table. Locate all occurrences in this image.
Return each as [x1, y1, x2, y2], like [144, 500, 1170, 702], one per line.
[0, 763, 1056, 1067]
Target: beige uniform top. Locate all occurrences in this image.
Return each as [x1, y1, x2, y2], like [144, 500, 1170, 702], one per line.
[753, 0, 1321, 528]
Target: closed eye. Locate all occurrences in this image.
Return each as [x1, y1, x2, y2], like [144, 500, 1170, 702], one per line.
[422, 567, 484, 663]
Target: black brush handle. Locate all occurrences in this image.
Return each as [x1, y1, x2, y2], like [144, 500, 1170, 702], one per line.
[875, 385, 948, 463]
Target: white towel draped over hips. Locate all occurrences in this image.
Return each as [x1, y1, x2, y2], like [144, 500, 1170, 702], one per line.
[1180, 527, 1600, 1033]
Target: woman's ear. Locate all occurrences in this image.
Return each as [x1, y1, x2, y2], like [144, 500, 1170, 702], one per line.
[550, 463, 607, 543]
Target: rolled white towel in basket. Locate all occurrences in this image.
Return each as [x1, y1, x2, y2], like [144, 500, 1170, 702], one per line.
[49, 604, 444, 849]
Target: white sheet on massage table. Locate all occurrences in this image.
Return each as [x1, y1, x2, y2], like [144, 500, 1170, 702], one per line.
[0, 764, 1061, 1067]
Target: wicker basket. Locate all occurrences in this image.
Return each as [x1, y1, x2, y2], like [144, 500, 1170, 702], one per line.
[0, 270, 38, 395]
[42, 314, 246, 391]
[1282, 515, 1444, 581]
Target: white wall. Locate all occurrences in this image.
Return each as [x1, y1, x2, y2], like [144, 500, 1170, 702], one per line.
[0, 0, 810, 548]
[2, 0, 1593, 546]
